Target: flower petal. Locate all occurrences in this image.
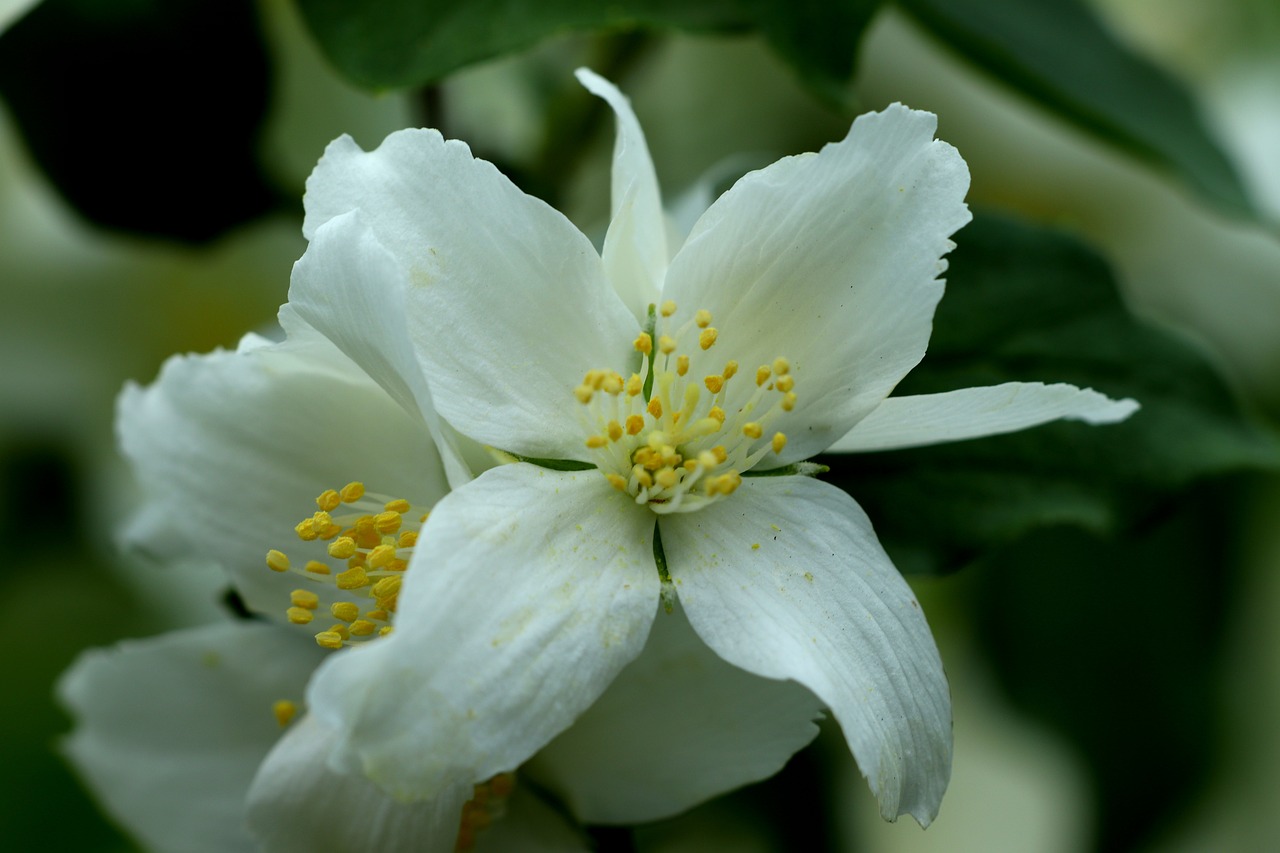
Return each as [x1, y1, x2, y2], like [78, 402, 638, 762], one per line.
[246, 715, 470, 853]
[301, 128, 638, 460]
[661, 104, 971, 463]
[577, 67, 667, 322]
[525, 600, 822, 824]
[57, 622, 325, 853]
[662, 476, 951, 826]
[117, 321, 447, 616]
[287, 211, 485, 487]
[828, 382, 1140, 452]
[306, 464, 660, 801]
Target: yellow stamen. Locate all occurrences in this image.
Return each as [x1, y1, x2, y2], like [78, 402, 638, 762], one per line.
[266, 550, 290, 573]
[305, 560, 330, 575]
[699, 328, 718, 350]
[336, 567, 369, 590]
[606, 473, 628, 491]
[694, 309, 712, 328]
[290, 589, 320, 610]
[340, 482, 365, 502]
[658, 335, 677, 355]
[316, 489, 341, 512]
[676, 355, 689, 376]
[349, 620, 377, 637]
[647, 398, 663, 419]
[315, 632, 344, 649]
[660, 300, 677, 317]
[743, 422, 763, 439]
[585, 435, 607, 449]
[633, 332, 653, 355]
[704, 375, 724, 394]
[384, 498, 411, 513]
[272, 699, 297, 727]
[286, 606, 314, 625]
[775, 374, 794, 393]
[722, 360, 738, 380]
[625, 414, 645, 435]
[331, 601, 360, 622]
[772, 432, 788, 454]
[772, 357, 791, 376]
[327, 536, 357, 559]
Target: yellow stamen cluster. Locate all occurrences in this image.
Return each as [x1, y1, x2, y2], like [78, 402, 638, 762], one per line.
[576, 302, 797, 514]
[264, 482, 430, 649]
[455, 773, 516, 852]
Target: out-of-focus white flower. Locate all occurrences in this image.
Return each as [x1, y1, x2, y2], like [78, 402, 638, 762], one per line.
[291, 69, 1133, 827]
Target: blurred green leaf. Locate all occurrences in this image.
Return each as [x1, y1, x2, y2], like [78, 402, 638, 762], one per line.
[295, 0, 882, 104]
[896, 0, 1254, 218]
[971, 480, 1241, 851]
[0, 0, 281, 243]
[820, 213, 1280, 574]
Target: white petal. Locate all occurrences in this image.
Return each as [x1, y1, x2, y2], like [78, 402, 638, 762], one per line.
[526, 600, 822, 824]
[828, 382, 1140, 452]
[301, 128, 638, 461]
[306, 464, 660, 801]
[661, 105, 971, 463]
[577, 67, 667, 322]
[247, 715, 469, 853]
[288, 212, 484, 487]
[117, 321, 447, 616]
[662, 476, 951, 826]
[57, 622, 325, 853]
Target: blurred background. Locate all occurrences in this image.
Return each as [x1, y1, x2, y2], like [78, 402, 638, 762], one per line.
[2, 0, 1278, 850]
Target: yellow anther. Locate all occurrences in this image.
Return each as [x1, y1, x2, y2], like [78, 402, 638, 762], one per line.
[647, 398, 663, 419]
[698, 450, 719, 469]
[388, 558, 408, 572]
[626, 414, 645, 435]
[633, 447, 655, 467]
[368, 544, 397, 569]
[602, 373, 623, 395]
[371, 575, 402, 600]
[775, 374, 795, 393]
[646, 431, 668, 451]
[340, 482, 365, 502]
[305, 560, 330, 575]
[676, 355, 689, 376]
[316, 489, 341, 512]
[266, 550, 290, 573]
[661, 300, 677, 317]
[704, 375, 724, 394]
[315, 631, 344, 649]
[712, 446, 728, 463]
[295, 519, 318, 541]
[683, 459, 700, 472]
[585, 435, 608, 449]
[374, 511, 402, 534]
[349, 620, 377, 637]
[722, 360, 738, 380]
[699, 328, 718, 350]
[365, 609, 389, 622]
[398, 530, 418, 549]
[331, 601, 360, 622]
[354, 517, 380, 548]
[772, 432, 788, 454]
[655, 467, 679, 489]
[347, 553, 367, 569]
[290, 589, 320, 610]
[782, 391, 797, 411]
[756, 365, 772, 386]
[311, 512, 340, 540]
[707, 471, 742, 497]
[272, 699, 297, 727]
[379, 626, 394, 636]
[658, 335, 677, 355]
[336, 566, 369, 590]
[625, 374, 643, 396]
[633, 332, 653, 355]
[328, 624, 351, 641]
[772, 357, 791, 376]
[709, 406, 726, 423]
[606, 473, 628, 492]
[633, 467, 654, 489]
[607, 421, 624, 442]
[286, 606, 314, 625]
[384, 498, 411, 513]
[695, 309, 712, 328]
[574, 385, 594, 404]
[743, 422, 763, 439]
[327, 536, 357, 559]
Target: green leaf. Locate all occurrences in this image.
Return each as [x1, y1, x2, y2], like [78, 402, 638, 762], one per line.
[295, 0, 883, 105]
[295, 0, 752, 90]
[819, 213, 1280, 574]
[970, 480, 1242, 850]
[896, 0, 1255, 218]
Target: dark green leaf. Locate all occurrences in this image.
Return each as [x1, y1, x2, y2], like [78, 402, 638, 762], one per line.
[970, 480, 1242, 851]
[819, 213, 1280, 574]
[295, 0, 752, 90]
[295, 0, 883, 106]
[0, 0, 282, 243]
[896, 0, 1254, 218]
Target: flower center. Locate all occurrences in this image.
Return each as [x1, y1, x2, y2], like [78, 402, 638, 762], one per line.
[576, 301, 796, 514]
[264, 481, 429, 649]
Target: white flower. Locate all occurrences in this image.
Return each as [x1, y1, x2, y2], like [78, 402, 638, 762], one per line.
[65, 240, 827, 849]
[289, 68, 1137, 827]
